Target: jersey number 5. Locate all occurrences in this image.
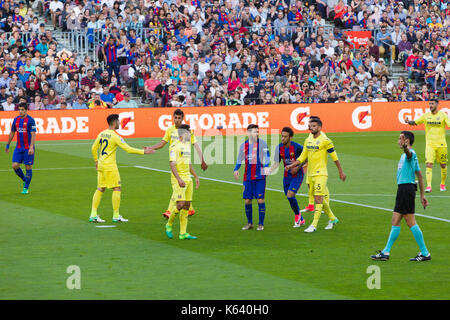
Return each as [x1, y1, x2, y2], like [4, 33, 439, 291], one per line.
[99, 138, 109, 156]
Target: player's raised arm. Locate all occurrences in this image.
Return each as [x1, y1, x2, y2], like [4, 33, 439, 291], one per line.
[151, 139, 168, 150]
[406, 113, 425, 126]
[286, 147, 307, 171]
[116, 135, 153, 155]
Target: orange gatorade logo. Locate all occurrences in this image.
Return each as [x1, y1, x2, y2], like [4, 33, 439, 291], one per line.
[352, 106, 372, 129]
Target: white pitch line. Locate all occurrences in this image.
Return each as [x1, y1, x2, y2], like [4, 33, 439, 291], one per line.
[0, 166, 134, 172]
[330, 193, 450, 199]
[134, 165, 450, 224]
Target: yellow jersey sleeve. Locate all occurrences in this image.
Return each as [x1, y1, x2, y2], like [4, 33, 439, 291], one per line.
[325, 138, 339, 162]
[91, 133, 101, 162]
[415, 113, 425, 125]
[113, 133, 144, 155]
[163, 127, 172, 144]
[297, 138, 309, 163]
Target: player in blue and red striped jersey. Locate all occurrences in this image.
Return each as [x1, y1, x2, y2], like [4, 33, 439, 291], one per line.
[102, 35, 121, 86]
[267, 127, 305, 228]
[5, 103, 36, 194]
[234, 124, 270, 231]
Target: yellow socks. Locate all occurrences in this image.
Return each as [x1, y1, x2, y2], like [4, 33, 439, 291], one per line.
[189, 203, 194, 211]
[426, 167, 432, 188]
[323, 189, 337, 221]
[90, 190, 103, 217]
[167, 207, 179, 226]
[312, 204, 323, 228]
[179, 209, 188, 234]
[308, 184, 314, 206]
[112, 190, 121, 219]
[441, 166, 447, 185]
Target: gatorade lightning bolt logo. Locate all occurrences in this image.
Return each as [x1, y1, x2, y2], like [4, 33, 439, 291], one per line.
[358, 111, 369, 123]
[297, 112, 308, 124]
[121, 117, 132, 129]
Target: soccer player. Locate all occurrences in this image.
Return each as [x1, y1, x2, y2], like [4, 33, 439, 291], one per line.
[301, 116, 322, 214]
[5, 103, 36, 194]
[151, 108, 207, 219]
[89, 114, 154, 223]
[371, 131, 431, 261]
[234, 124, 270, 231]
[286, 118, 346, 233]
[165, 124, 200, 240]
[266, 127, 305, 227]
[405, 99, 449, 192]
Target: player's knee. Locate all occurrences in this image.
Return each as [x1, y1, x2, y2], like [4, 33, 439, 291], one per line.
[97, 188, 106, 193]
[12, 163, 19, 170]
[177, 201, 186, 209]
[440, 163, 446, 169]
[314, 196, 324, 204]
[426, 163, 433, 168]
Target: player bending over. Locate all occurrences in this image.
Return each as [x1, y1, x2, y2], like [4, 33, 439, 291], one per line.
[234, 124, 270, 231]
[5, 103, 36, 194]
[89, 114, 154, 223]
[371, 131, 430, 261]
[286, 118, 346, 233]
[151, 108, 207, 219]
[405, 99, 449, 192]
[266, 127, 305, 228]
[165, 124, 200, 240]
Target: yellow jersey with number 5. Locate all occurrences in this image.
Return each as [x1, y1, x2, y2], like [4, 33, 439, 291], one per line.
[298, 131, 339, 177]
[415, 111, 449, 147]
[92, 129, 144, 170]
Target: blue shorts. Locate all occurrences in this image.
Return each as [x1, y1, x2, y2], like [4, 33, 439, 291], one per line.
[243, 179, 266, 199]
[12, 148, 35, 165]
[283, 175, 303, 195]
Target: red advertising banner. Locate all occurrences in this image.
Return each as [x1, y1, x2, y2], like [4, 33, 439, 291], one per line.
[0, 102, 449, 141]
[344, 30, 373, 49]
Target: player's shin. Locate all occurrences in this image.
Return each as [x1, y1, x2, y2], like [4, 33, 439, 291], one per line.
[410, 224, 429, 256]
[312, 204, 323, 228]
[258, 202, 266, 225]
[441, 166, 447, 185]
[245, 203, 253, 224]
[382, 226, 400, 254]
[14, 167, 25, 181]
[179, 209, 188, 234]
[24, 169, 32, 189]
[323, 189, 336, 220]
[90, 189, 104, 217]
[426, 167, 432, 188]
[287, 197, 300, 216]
[112, 190, 121, 219]
[308, 185, 314, 206]
[167, 208, 179, 226]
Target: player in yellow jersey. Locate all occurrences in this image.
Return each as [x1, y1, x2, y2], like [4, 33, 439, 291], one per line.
[286, 118, 347, 233]
[151, 109, 207, 219]
[406, 99, 449, 192]
[89, 114, 154, 223]
[165, 124, 200, 240]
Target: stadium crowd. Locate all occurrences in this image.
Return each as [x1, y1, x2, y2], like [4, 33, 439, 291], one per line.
[0, 0, 449, 111]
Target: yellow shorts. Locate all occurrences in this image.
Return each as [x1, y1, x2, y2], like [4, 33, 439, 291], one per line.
[97, 169, 121, 189]
[171, 177, 193, 202]
[425, 146, 448, 164]
[310, 175, 328, 196]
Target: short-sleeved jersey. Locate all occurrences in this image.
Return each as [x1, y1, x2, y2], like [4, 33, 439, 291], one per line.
[274, 141, 304, 178]
[169, 140, 191, 180]
[92, 129, 144, 170]
[415, 111, 449, 147]
[163, 125, 197, 148]
[11, 115, 36, 150]
[397, 149, 420, 184]
[234, 138, 270, 181]
[298, 132, 338, 177]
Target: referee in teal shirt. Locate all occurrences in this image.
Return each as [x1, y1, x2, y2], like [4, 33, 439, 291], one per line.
[371, 131, 431, 262]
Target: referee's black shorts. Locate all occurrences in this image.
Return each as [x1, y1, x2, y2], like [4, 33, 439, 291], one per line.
[394, 183, 416, 214]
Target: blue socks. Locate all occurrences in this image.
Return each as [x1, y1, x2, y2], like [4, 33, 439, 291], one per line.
[383, 226, 400, 254]
[410, 224, 429, 256]
[14, 168, 25, 181]
[258, 202, 266, 225]
[25, 169, 32, 189]
[245, 203, 252, 224]
[287, 197, 302, 220]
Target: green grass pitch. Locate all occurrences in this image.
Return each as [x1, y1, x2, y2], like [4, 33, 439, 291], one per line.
[0, 131, 449, 299]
